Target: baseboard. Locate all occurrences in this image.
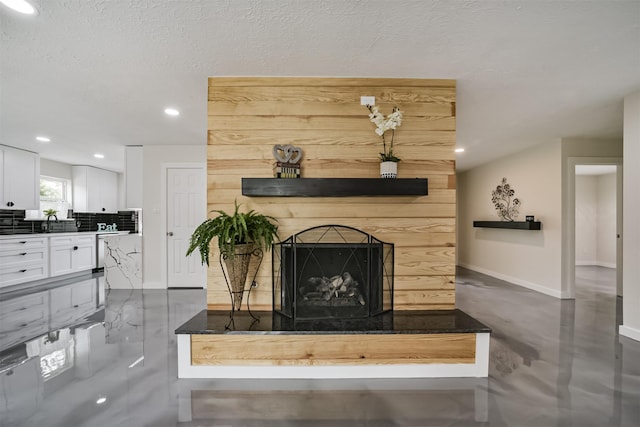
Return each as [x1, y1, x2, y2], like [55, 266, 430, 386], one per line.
[619, 325, 640, 342]
[458, 263, 564, 299]
[597, 262, 616, 269]
[575, 261, 616, 269]
[142, 281, 165, 289]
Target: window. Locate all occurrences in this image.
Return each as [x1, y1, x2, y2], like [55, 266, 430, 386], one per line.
[40, 176, 68, 202]
[26, 175, 72, 219]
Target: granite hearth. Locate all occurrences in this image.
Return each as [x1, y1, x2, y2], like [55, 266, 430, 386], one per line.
[175, 309, 491, 379]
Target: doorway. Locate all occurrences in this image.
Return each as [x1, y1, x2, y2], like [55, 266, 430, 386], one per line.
[566, 158, 623, 299]
[575, 165, 620, 296]
[162, 164, 207, 288]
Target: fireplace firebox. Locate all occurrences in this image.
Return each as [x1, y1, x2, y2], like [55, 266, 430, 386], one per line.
[272, 225, 393, 320]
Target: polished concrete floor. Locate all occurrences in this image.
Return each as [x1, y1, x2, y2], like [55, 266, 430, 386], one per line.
[1, 266, 639, 426]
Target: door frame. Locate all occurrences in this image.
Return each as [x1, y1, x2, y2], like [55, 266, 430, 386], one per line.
[160, 162, 207, 289]
[563, 156, 623, 299]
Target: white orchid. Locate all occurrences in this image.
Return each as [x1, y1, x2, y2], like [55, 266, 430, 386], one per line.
[366, 105, 403, 161]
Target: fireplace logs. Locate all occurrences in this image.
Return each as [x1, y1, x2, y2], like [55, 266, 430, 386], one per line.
[301, 272, 366, 305]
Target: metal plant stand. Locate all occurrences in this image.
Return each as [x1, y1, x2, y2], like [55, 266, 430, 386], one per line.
[219, 247, 263, 326]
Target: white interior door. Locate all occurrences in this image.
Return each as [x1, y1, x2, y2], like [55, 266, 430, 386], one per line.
[166, 167, 206, 288]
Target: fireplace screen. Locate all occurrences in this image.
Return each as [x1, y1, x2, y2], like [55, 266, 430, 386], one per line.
[273, 225, 393, 320]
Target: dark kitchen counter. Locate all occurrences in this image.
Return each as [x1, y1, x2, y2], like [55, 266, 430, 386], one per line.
[0, 231, 127, 238]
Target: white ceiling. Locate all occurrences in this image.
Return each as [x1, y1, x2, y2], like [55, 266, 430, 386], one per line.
[1, 0, 639, 173]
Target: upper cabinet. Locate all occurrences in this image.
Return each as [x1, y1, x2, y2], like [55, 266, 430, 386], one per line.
[72, 166, 118, 213]
[0, 145, 40, 210]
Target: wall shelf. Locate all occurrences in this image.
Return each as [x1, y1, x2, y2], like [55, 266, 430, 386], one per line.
[473, 221, 542, 230]
[242, 178, 428, 197]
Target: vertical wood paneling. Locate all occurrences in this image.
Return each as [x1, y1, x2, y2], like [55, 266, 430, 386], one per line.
[207, 78, 456, 310]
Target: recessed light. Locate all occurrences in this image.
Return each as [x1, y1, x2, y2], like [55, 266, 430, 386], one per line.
[94, 153, 105, 159]
[0, 0, 36, 14]
[36, 136, 51, 142]
[455, 148, 465, 153]
[96, 397, 107, 405]
[164, 108, 180, 116]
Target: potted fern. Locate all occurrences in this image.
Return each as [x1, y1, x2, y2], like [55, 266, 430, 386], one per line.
[186, 201, 278, 311]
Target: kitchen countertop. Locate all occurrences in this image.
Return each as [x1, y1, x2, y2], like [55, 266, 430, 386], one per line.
[101, 232, 136, 240]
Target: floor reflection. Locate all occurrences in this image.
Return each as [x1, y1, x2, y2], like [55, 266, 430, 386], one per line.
[0, 275, 105, 425]
[181, 381, 489, 426]
[0, 267, 639, 427]
[104, 288, 143, 344]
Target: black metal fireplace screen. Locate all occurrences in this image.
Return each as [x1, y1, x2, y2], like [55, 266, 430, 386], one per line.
[272, 225, 393, 320]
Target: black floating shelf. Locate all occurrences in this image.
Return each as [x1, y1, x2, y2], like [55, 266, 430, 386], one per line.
[473, 221, 542, 230]
[242, 178, 428, 197]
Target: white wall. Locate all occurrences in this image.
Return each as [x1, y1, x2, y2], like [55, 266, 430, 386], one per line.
[141, 145, 206, 289]
[125, 146, 143, 209]
[575, 176, 597, 265]
[621, 91, 640, 341]
[596, 173, 616, 268]
[458, 141, 563, 297]
[117, 172, 125, 211]
[40, 158, 73, 180]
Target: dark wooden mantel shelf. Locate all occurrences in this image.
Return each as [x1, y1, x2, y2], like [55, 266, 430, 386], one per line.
[473, 221, 542, 230]
[242, 178, 428, 197]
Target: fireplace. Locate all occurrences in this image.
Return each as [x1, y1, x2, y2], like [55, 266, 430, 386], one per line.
[272, 225, 393, 320]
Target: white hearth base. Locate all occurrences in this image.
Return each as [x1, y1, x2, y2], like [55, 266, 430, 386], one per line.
[176, 332, 490, 379]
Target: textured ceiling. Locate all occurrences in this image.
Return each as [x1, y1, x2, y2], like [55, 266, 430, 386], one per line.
[1, 0, 639, 172]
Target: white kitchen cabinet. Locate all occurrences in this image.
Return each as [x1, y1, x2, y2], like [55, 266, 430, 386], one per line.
[0, 236, 48, 289]
[0, 144, 40, 210]
[72, 165, 118, 213]
[48, 235, 96, 277]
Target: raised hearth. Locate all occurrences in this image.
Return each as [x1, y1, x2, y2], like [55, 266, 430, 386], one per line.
[176, 309, 490, 335]
[175, 309, 491, 379]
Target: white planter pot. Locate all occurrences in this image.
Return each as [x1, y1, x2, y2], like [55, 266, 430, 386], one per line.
[380, 161, 398, 179]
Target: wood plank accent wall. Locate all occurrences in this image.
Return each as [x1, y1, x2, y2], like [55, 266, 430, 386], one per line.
[191, 333, 475, 366]
[207, 77, 456, 310]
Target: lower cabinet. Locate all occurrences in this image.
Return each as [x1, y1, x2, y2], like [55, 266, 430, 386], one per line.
[0, 234, 97, 289]
[0, 237, 48, 289]
[49, 235, 96, 277]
